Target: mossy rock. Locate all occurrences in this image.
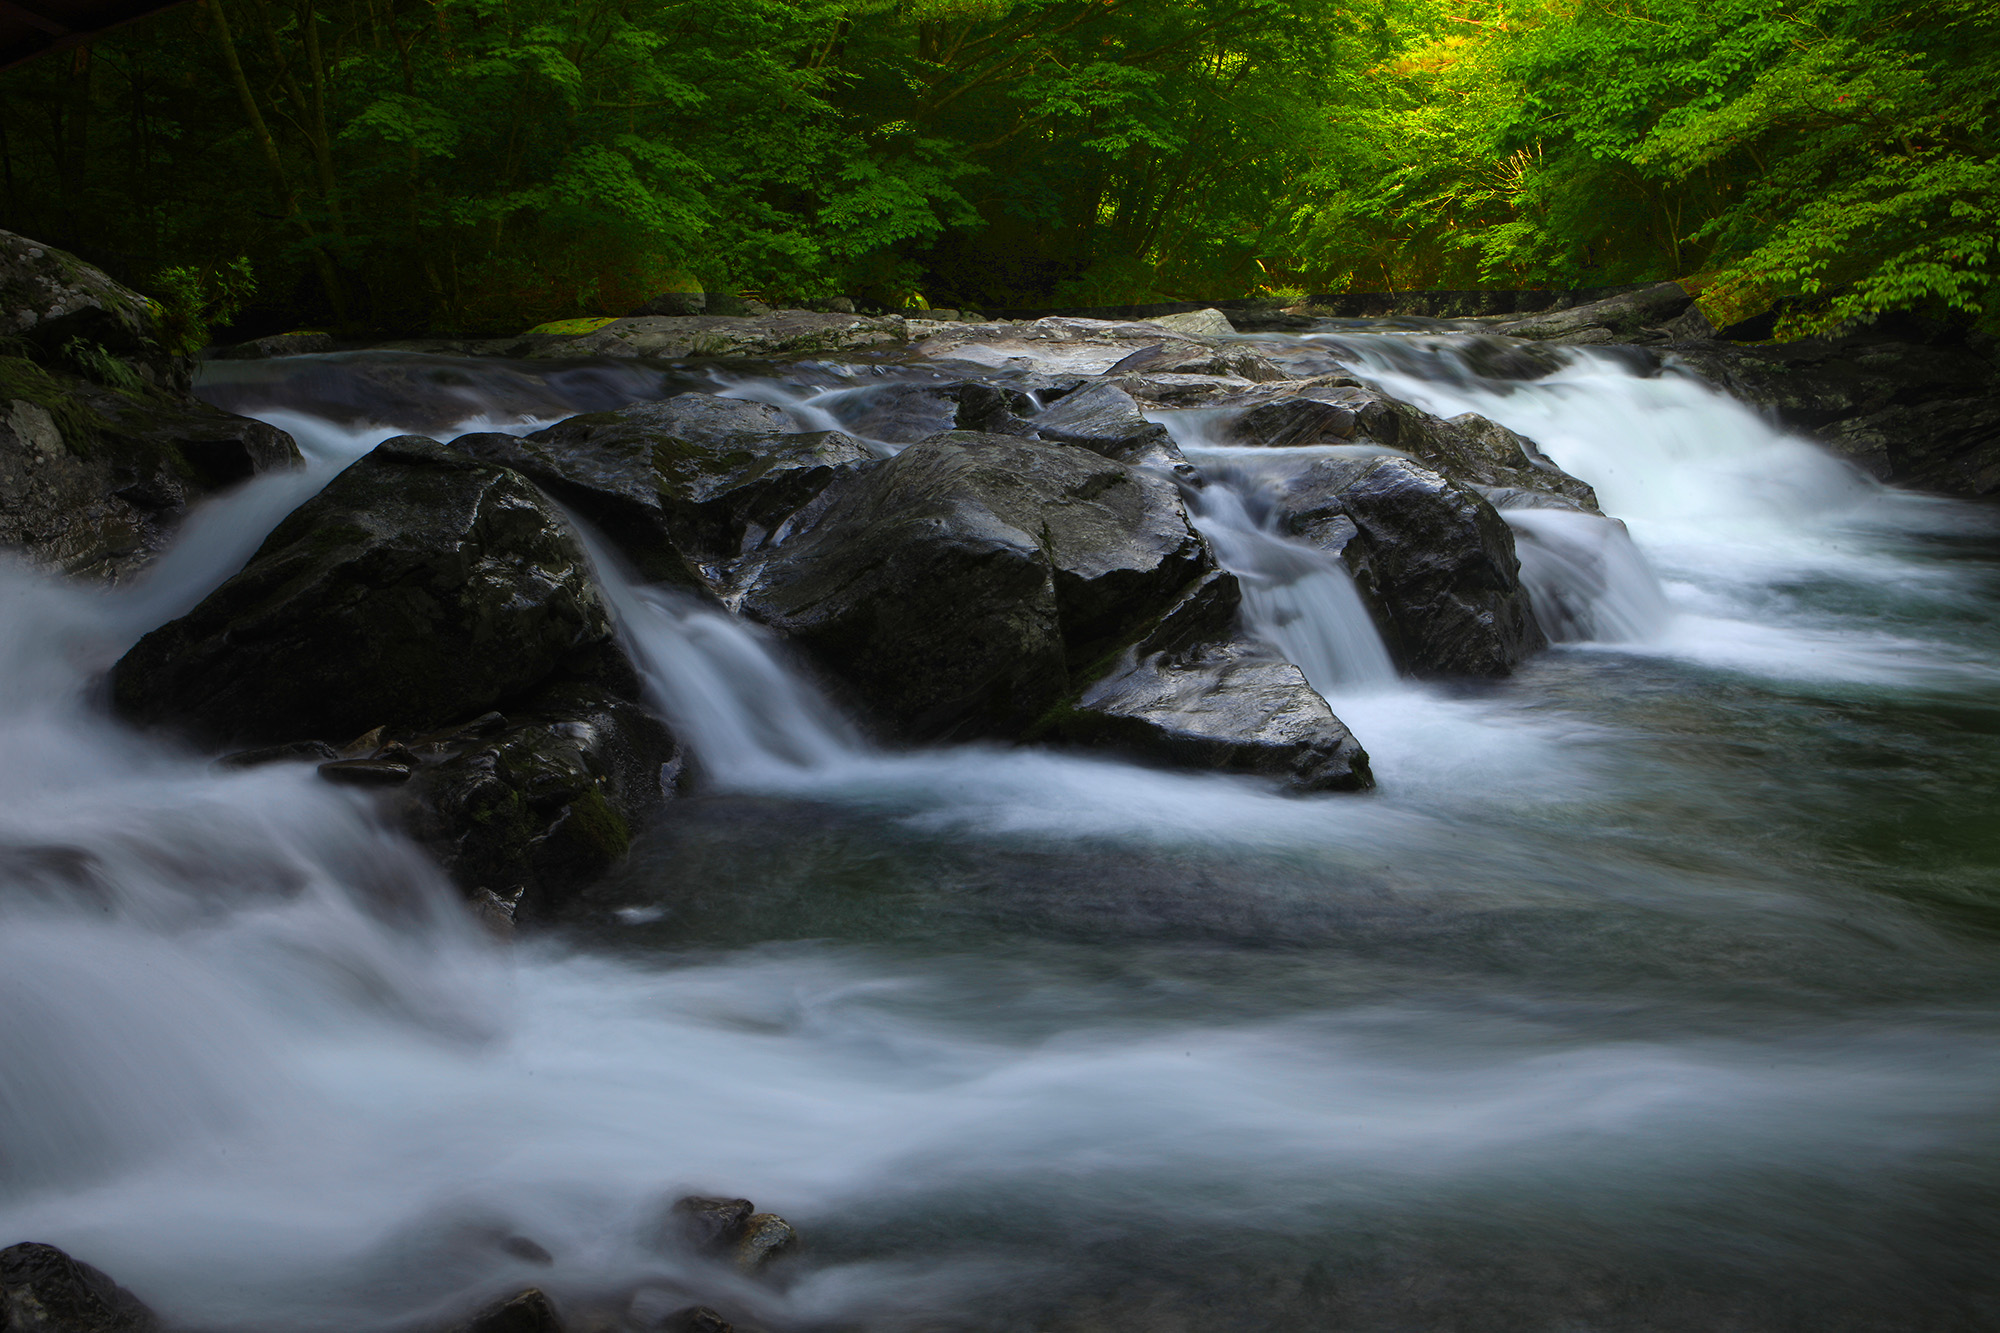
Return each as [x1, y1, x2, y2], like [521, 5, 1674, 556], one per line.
[522, 316, 621, 337]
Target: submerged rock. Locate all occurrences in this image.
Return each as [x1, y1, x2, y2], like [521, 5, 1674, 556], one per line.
[665, 1195, 796, 1272]
[453, 1287, 564, 1333]
[0, 1241, 157, 1333]
[1278, 456, 1545, 676]
[113, 436, 612, 747]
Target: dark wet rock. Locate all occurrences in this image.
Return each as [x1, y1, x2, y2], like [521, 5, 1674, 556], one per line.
[1227, 397, 1359, 447]
[1491, 282, 1694, 345]
[0, 229, 185, 393]
[0, 356, 302, 582]
[463, 393, 876, 577]
[1043, 571, 1371, 792]
[733, 1214, 797, 1272]
[1063, 639, 1372, 793]
[738, 433, 1209, 741]
[1449, 336, 1568, 382]
[1024, 381, 1186, 469]
[1670, 319, 2000, 496]
[952, 382, 1040, 434]
[0, 1241, 157, 1333]
[671, 1197, 756, 1255]
[217, 739, 342, 769]
[317, 758, 414, 786]
[111, 436, 611, 747]
[658, 1306, 733, 1333]
[1356, 400, 1599, 512]
[207, 331, 336, 360]
[816, 380, 962, 443]
[1279, 456, 1545, 677]
[654, 430, 877, 573]
[454, 1287, 563, 1333]
[1106, 341, 1289, 382]
[537, 392, 792, 448]
[396, 678, 680, 916]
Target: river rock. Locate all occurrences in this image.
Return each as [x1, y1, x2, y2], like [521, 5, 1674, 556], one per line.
[0, 229, 185, 393]
[1106, 341, 1288, 382]
[396, 677, 680, 917]
[112, 436, 612, 746]
[738, 432, 1209, 740]
[208, 331, 337, 359]
[528, 311, 904, 361]
[0, 233, 303, 581]
[454, 1287, 564, 1333]
[1023, 381, 1187, 469]
[1142, 307, 1237, 337]
[1278, 456, 1545, 676]
[0, 1241, 157, 1333]
[1043, 571, 1372, 791]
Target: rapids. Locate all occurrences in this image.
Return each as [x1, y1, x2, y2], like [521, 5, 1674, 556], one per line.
[2, 333, 1997, 1331]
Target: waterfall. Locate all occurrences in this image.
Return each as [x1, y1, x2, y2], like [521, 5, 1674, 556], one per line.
[1504, 508, 1673, 645]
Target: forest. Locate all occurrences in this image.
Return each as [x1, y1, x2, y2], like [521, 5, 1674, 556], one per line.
[2, 0, 1995, 341]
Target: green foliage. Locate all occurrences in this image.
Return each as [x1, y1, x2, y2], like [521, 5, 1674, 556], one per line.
[0, 0, 1990, 336]
[149, 258, 257, 355]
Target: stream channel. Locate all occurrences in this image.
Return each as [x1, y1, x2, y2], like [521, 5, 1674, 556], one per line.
[3, 326, 1998, 1331]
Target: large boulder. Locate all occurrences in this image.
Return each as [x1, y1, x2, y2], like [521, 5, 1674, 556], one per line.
[394, 677, 680, 920]
[0, 229, 184, 392]
[1041, 571, 1373, 792]
[0, 1241, 156, 1333]
[454, 397, 878, 584]
[0, 233, 303, 581]
[1021, 381, 1188, 471]
[738, 432, 1210, 741]
[112, 436, 612, 747]
[1277, 456, 1545, 676]
[1105, 340, 1288, 382]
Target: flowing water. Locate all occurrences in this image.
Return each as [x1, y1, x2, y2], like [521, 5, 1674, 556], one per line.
[3, 333, 1998, 1331]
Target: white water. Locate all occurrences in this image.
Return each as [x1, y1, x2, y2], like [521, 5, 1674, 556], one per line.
[0, 346, 1996, 1330]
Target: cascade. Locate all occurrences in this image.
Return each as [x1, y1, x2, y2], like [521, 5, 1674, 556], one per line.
[0, 335, 1994, 1333]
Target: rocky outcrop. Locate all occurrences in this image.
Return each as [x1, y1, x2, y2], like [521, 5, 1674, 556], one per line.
[453, 1287, 564, 1333]
[1041, 571, 1372, 791]
[1487, 282, 1695, 346]
[738, 432, 1210, 741]
[208, 331, 336, 360]
[1277, 455, 1545, 676]
[528, 310, 903, 361]
[1020, 381, 1188, 471]
[118, 436, 678, 912]
[0, 1241, 157, 1333]
[0, 229, 184, 393]
[113, 437, 612, 747]
[1669, 317, 2000, 496]
[1106, 340, 1288, 382]
[0, 232, 303, 581]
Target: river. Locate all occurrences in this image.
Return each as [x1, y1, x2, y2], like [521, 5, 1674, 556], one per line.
[2, 328, 1996, 1331]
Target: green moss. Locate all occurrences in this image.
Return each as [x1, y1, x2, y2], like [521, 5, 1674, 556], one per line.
[562, 785, 632, 860]
[523, 316, 621, 337]
[0, 356, 112, 454]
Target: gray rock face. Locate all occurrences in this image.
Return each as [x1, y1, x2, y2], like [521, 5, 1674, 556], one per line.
[208, 332, 336, 360]
[653, 430, 877, 571]
[739, 433, 1209, 740]
[1069, 639, 1373, 792]
[1024, 381, 1187, 469]
[531, 311, 903, 360]
[1044, 570, 1372, 792]
[1279, 455, 1545, 676]
[112, 436, 612, 746]
[1670, 320, 2000, 496]
[0, 229, 185, 392]
[453, 1287, 564, 1333]
[0, 1242, 156, 1333]
[1106, 341, 1289, 382]
[0, 233, 303, 581]
[1227, 396, 1360, 447]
